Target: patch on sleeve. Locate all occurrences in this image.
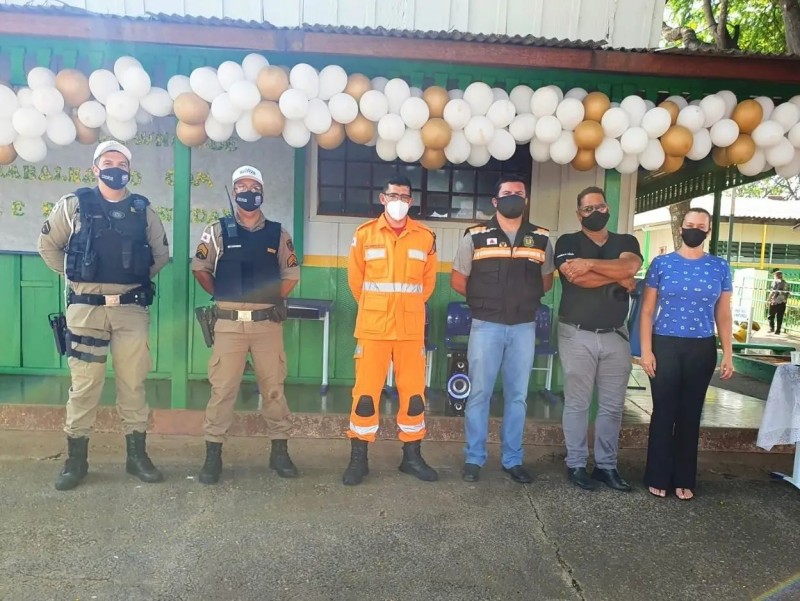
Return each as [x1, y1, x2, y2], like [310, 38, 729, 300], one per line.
[287, 254, 298, 267]
[286, 237, 294, 252]
[200, 231, 211, 243]
[195, 243, 209, 260]
[41, 221, 51, 235]
[351, 236, 357, 247]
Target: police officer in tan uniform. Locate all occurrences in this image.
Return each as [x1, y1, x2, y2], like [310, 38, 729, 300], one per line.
[38, 140, 169, 491]
[192, 165, 300, 484]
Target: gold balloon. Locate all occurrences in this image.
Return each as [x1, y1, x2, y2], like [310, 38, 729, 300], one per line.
[173, 92, 210, 126]
[344, 74, 371, 102]
[727, 133, 756, 165]
[573, 120, 604, 150]
[582, 92, 610, 122]
[571, 148, 597, 171]
[0, 144, 17, 165]
[662, 154, 684, 173]
[316, 122, 345, 150]
[257, 66, 290, 101]
[55, 69, 91, 107]
[72, 115, 99, 144]
[345, 114, 375, 144]
[252, 101, 285, 137]
[712, 146, 732, 167]
[658, 101, 679, 125]
[420, 118, 452, 150]
[660, 125, 693, 157]
[731, 99, 763, 135]
[420, 148, 447, 170]
[422, 86, 450, 119]
[176, 121, 208, 147]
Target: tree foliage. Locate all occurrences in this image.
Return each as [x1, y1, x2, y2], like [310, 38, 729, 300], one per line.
[736, 174, 799, 199]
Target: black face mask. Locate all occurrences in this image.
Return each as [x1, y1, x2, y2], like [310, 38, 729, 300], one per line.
[235, 191, 263, 212]
[681, 227, 708, 248]
[98, 167, 129, 190]
[495, 194, 526, 219]
[582, 210, 610, 232]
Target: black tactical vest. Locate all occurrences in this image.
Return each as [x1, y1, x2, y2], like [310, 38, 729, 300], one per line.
[465, 217, 549, 325]
[213, 217, 283, 303]
[65, 187, 153, 285]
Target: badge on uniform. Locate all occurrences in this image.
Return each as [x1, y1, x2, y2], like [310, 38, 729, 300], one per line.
[487, 238, 498, 246]
[41, 221, 51, 235]
[523, 234, 534, 248]
[200, 231, 211, 244]
[287, 254, 298, 267]
[195, 243, 209, 260]
[268, 247, 277, 254]
[499, 241, 508, 247]
[109, 209, 126, 220]
[286, 238, 295, 252]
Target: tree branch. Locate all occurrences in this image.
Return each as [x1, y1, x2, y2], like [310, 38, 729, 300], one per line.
[703, 0, 718, 29]
[661, 22, 716, 50]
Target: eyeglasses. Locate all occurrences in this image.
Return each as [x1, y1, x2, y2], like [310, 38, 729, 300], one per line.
[578, 203, 609, 216]
[233, 183, 263, 194]
[383, 193, 413, 203]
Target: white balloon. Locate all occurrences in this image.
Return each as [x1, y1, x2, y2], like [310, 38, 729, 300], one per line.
[135, 107, 153, 125]
[595, 137, 624, 169]
[463, 82, 494, 116]
[616, 153, 640, 174]
[242, 53, 270, 82]
[235, 111, 262, 142]
[371, 77, 388, 93]
[737, 148, 766, 176]
[464, 115, 496, 146]
[775, 150, 800, 178]
[610, 102, 620, 108]
[709, 119, 739, 147]
[0, 85, 19, 119]
[105, 90, 139, 122]
[486, 100, 516, 128]
[228, 80, 261, 111]
[318, 65, 348, 100]
[789, 122, 800, 149]
[664, 95, 688, 109]
[548, 85, 564, 102]
[12, 107, 47, 137]
[529, 138, 551, 163]
[717, 90, 737, 118]
[304, 99, 332, 135]
[410, 87, 423, 99]
[279, 88, 310, 120]
[443, 99, 472, 130]
[17, 88, 34, 108]
[639, 139, 665, 171]
[366, 132, 379, 148]
[282, 119, 311, 148]
[190, 67, 224, 102]
[487, 128, 516, 161]
[32, 87, 65, 116]
[690, 100, 701, 106]
[686, 128, 712, 161]
[167, 75, 192, 100]
[113, 56, 143, 81]
[205, 114, 234, 142]
[600, 107, 629, 139]
[384, 79, 411, 114]
[790, 95, 800, 109]
[210, 93, 241, 124]
[45, 112, 76, 146]
[400, 97, 429, 129]
[765, 137, 795, 167]
[140, 87, 173, 117]
[565, 87, 588, 101]
[752, 120, 784, 148]
[620, 95, 647, 128]
[556, 98, 585, 132]
[531, 87, 559, 117]
[13, 136, 47, 162]
[290, 63, 320, 99]
[509, 85, 534, 114]
[676, 105, 705, 133]
[377, 113, 406, 142]
[754, 96, 774, 121]
[492, 87, 509, 101]
[444, 130, 471, 164]
[77, 101, 106, 129]
[771, 102, 800, 133]
[535, 115, 562, 144]
[217, 61, 245, 92]
[0, 118, 16, 146]
[328, 93, 359, 124]
[360, 90, 389, 122]
[105, 117, 137, 141]
[644, 99, 656, 111]
[376, 137, 398, 161]
[509, 114, 537, 143]
[119, 68, 151, 98]
[467, 144, 490, 167]
[700, 94, 726, 128]
[396, 129, 425, 162]
[549, 131, 577, 165]
[27, 67, 56, 90]
[89, 69, 120, 105]
[620, 127, 649, 155]
[448, 89, 464, 100]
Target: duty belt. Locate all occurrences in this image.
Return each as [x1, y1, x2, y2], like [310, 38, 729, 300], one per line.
[560, 321, 629, 342]
[68, 285, 153, 307]
[214, 306, 284, 323]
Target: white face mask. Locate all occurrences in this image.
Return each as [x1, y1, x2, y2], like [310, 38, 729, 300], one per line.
[386, 199, 410, 221]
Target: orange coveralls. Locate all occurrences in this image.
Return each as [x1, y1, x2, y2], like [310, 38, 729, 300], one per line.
[347, 214, 437, 442]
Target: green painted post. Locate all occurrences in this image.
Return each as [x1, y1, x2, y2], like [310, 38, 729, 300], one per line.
[293, 147, 306, 263]
[171, 140, 191, 409]
[710, 181, 723, 256]
[604, 169, 621, 233]
[642, 230, 651, 269]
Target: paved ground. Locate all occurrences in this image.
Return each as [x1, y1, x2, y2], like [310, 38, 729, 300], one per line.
[1, 431, 798, 601]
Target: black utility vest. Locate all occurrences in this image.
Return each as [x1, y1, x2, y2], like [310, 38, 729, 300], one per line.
[214, 217, 282, 303]
[465, 217, 549, 325]
[65, 187, 153, 285]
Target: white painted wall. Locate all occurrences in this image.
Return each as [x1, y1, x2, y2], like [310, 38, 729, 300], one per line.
[3, 0, 667, 47]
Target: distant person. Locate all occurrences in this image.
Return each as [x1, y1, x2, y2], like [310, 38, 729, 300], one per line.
[768, 270, 790, 335]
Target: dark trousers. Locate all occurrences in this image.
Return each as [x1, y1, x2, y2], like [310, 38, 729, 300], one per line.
[768, 303, 786, 334]
[644, 335, 717, 490]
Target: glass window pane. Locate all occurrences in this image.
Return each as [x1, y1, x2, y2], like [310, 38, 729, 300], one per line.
[373, 163, 398, 187]
[478, 171, 501, 196]
[319, 187, 345, 214]
[320, 144, 346, 160]
[346, 162, 372, 188]
[427, 168, 450, 192]
[319, 160, 345, 186]
[451, 195, 475, 220]
[399, 165, 422, 189]
[345, 188, 371, 215]
[476, 197, 495, 221]
[425, 193, 450, 219]
[348, 142, 379, 161]
[453, 170, 475, 194]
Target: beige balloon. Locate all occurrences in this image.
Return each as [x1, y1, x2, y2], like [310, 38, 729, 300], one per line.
[571, 148, 597, 171]
[345, 114, 375, 144]
[316, 122, 346, 150]
[421, 118, 452, 150]
[0, 144, 17, 165]
[72, 115, 99, 144]
[731, 99, 763, 135]
[423, 86, 450, 119]
[344, 74, 371, 102]
[252, 101, 285, 137]
[176, 121, 208, 147]
[658, 101, 679, 125]
[56, 69, 91, 107]
[582, 92, 610, 122]
[727, 133, 756, 165]
[420, 147, 447, 170]
[662, 154, 684, 173]
[174, 92, 210, 125]
[257, 66, 290, 101]
[712, 146, 732, 167]
[660, 125, 693, 157]
[573, 120, 604, 150]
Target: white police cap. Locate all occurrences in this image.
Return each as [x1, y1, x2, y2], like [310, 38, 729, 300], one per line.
[231, 165, 263, 186]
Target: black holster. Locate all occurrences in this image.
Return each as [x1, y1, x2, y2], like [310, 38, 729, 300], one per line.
[195, 306, 217, 348]
[49, 313, 67, 356]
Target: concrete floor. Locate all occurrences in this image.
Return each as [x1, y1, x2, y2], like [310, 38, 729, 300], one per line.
[1, 431, 798, 601]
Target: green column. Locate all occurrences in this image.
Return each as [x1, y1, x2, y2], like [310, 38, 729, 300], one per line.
[642, 230, 651, 270]
[604, 169, 621, 233]
[293, 147, 306, 262]
[710, 185, 723, 256]
[171, 140, 191, 409]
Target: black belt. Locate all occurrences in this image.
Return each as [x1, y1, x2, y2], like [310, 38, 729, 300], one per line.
[214, 306, 283, 323]
[68, 285, 152, 307]
[561, 321, 629, 341]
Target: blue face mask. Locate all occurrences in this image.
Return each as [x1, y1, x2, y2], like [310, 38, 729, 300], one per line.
[235, 191, 263, 212]
[98, 167, 129, 190]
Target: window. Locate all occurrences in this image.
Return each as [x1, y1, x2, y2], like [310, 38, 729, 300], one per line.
[317, 140, 533, 222]
[715, 241, 800, 264]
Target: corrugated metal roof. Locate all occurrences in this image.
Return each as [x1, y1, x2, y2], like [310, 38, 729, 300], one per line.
[635, 195, 800, 228]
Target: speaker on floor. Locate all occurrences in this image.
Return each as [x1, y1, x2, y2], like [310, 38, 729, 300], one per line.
[445, 351, 470, 417]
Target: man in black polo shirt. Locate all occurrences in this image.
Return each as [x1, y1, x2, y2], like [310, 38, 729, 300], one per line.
[555, 186, 642, 491]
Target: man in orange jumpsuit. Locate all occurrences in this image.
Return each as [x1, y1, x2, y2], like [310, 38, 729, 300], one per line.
[343, 175, 438, 486]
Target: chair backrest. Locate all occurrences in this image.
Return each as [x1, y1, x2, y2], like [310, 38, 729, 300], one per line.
[445, 301, 472, 348]
[535, 305, 552, 345]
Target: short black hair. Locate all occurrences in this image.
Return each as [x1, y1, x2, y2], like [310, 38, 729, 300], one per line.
[685, 207, 712, 223]
[577, 186, 606, 207]
[383, 175, 412, 193]
[493, 174, 528, 198]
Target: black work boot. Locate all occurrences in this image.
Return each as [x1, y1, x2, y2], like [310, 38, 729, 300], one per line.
[54, 436, 89, 491]
[342, 439, 369, 486]
[269, 439, 298, 478]
[125, 432, 164, 483]
[399, 441, 438, 482]
[198, 441, 223, 485]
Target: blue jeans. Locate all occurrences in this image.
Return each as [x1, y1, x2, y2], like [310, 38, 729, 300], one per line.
[464, 319, 536, 468]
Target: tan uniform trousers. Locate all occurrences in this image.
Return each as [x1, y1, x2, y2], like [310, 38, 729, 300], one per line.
[64, 304, 152, 438]
[204, 319, 292, 443]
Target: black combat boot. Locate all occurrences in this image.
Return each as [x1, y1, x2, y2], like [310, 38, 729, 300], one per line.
[199, 441, 223, 485]
[342, 439, 369, 486]
[269, 439, 298, 478]
[125, 432, 164, 483]
[54, 436, 89, 491]
[399, 441, 438, 482]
